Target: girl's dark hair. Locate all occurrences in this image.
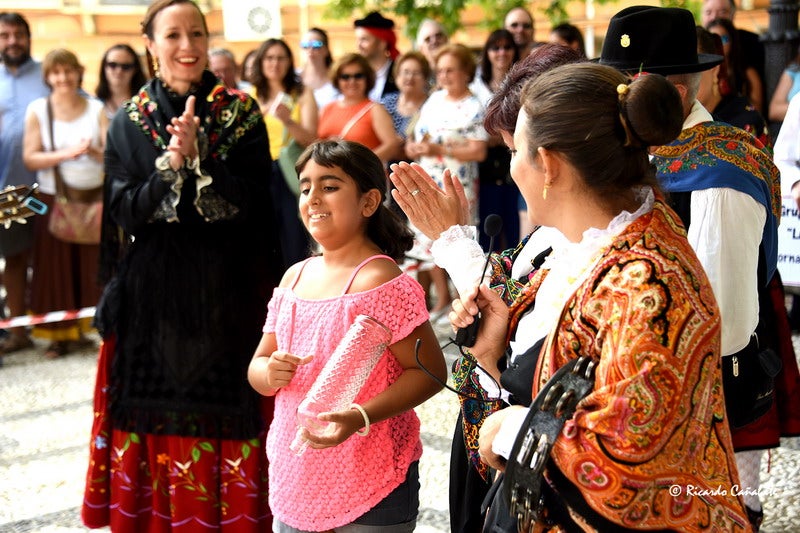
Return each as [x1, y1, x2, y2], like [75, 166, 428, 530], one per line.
[330, 53, 376, 94]
[520, 63, 683, 196]
[550, 23, 586, 57]
[706, 17, 749, 98]
[95, 43, 147, 101]
[479, 29, 520, 86]
[308, 27, 333, 68]
[295, 140, 414, 262]
[251, 38, 303, 102]
[484, 43, 583, 136]
[141, 0, 208, 78]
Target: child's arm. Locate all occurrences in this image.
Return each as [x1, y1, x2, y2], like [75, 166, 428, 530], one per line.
[248, 262, 313, 396]
[248, 332, 314, 396]
[303, 320, 446, 449]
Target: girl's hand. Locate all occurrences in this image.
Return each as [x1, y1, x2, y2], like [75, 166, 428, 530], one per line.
[300, 406, 365, 450]
[166, 95, 201, 168]
[264, 351, 313, 390]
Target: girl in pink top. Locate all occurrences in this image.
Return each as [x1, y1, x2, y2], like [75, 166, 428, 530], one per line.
[248, 140, 446, 532]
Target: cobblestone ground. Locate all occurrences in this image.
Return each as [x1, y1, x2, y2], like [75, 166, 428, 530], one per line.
[1, 325, 799, 532]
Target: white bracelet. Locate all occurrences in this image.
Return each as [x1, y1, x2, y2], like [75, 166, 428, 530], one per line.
[350, 403, 370, 436]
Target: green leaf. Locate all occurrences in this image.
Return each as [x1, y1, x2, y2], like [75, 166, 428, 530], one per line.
[191, 448, 201, 463]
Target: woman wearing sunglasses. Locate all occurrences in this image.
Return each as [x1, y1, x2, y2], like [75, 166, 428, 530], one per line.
[94, 43, 146, 120]
[298, 27, 339, 110]
[317, 53, 401, 165]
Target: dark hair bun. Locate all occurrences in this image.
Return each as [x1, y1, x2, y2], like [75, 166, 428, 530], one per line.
[624, 74, 683, 147]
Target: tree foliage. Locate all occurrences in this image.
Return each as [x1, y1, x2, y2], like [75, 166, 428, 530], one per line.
[324, 0, 703, 38]
[324, 0, 529, 39]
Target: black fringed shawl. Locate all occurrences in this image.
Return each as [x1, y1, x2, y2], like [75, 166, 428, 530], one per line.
[99, 71, 283, 439]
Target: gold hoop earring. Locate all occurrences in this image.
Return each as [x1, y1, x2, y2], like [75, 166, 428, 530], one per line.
[151, 56, 160, 78]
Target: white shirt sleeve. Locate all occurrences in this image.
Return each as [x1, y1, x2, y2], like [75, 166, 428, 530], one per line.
[491, 407, 529, 459]
[687, 188, 765, 355]
[431, 224, 484, 299]
[775, 94, 800, 196]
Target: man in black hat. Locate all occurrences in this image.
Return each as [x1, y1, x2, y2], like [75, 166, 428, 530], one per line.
[354, 11, 400, 101]
[600, 6, 781, 531]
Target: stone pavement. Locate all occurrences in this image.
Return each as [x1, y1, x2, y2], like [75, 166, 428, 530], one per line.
[1, 327, 799, 532]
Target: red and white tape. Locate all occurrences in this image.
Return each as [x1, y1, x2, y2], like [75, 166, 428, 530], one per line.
[0, 306, 95, 329]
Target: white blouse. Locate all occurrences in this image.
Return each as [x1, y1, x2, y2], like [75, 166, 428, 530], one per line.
[27, 97, 104, 194]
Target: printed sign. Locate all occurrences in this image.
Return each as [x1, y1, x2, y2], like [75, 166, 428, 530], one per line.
[778, 195, 800, 287]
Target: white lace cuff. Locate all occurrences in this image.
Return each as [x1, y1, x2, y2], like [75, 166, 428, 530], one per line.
[431, 224, 484, 299]
[491, 406, 529, 460]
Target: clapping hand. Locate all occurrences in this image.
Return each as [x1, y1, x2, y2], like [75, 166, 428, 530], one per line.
[165, 95, 201, 170]
[389, 162, 469, 240]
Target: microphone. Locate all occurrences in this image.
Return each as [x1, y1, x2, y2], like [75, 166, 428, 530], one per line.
[454, 214, 503, 347]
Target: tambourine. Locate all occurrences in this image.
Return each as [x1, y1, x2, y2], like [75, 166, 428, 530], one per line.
[503, 356, 597, 531]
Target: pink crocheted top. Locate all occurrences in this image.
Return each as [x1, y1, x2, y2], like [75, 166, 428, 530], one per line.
[264, 255, 429, 531]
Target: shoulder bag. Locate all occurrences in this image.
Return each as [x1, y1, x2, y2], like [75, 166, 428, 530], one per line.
[46, 97, 103, 245]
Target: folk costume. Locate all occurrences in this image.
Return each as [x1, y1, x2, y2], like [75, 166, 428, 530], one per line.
[599, 6, 795, 527]
[82, 70, 283, 531]
[491, 190, 749, 531]
[652, 107, 800, 464]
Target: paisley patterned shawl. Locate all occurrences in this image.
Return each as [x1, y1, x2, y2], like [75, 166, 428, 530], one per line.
[651, 121, 780, 282]
[124, 70, 262, 161]
[533, 195, 749, 531]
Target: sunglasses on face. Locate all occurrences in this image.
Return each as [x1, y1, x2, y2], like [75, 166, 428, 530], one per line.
[423, 32, 446, 44]
[509, 22, 532, 30]
[300, 40, 324, 49]
[339, 72, 366, 81]
[106, 61, 135, 71]
[489, 44, 514, 52]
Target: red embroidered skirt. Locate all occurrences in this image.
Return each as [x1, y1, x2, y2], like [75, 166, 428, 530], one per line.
[81, 336, 274, 531]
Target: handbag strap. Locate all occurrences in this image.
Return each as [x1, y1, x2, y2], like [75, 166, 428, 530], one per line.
[339, 102, 375, 138]
[46, 97, 68, 200]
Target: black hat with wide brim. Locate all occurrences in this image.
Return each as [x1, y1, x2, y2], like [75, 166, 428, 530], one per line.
[354, 11, 395, 30]
[597, 6, 723, 75]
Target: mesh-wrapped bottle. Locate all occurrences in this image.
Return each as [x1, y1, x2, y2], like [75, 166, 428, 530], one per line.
[290, 315, 393, 454]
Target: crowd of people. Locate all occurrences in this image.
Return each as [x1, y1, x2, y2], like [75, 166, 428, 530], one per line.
[1, 1, 800, 532]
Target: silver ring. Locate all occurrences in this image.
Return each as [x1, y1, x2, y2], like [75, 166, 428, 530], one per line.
[411, 189, 421, 196]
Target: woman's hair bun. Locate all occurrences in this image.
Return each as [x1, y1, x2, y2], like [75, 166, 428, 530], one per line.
[622, 73, 684, 148]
